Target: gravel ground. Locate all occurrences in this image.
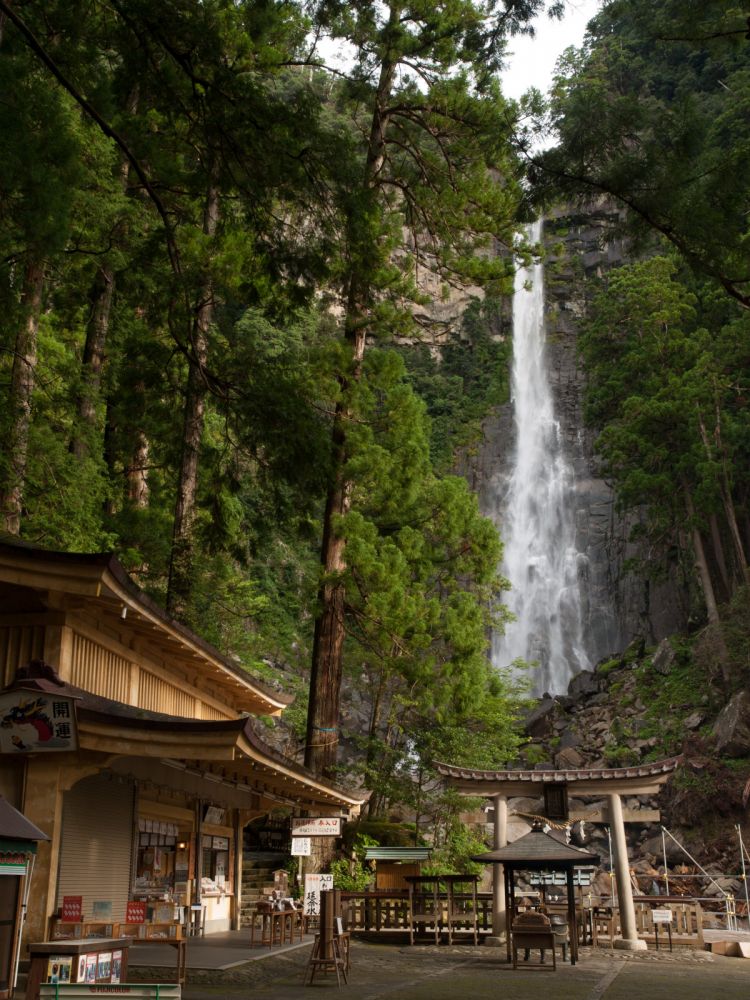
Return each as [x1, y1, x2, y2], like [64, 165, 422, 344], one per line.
[130, 939, 750, 1000]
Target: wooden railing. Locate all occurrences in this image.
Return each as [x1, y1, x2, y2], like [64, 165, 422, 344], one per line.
[340, 891, 494, 935]
[340, 893, 705, 950]
[590, 900, 704, 949]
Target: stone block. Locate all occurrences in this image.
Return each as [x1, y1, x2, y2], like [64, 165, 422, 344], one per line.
[651, 638, 677, 676]
[555, 746, 584, 769]
[713, 690, 750, 756]
[710, 940, 740, 956]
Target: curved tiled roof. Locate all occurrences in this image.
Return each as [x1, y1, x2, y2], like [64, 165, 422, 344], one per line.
[471, 827, 600, 867]
[8, 669, 366, 810]
[435, 756, 682, 784]
[0, 539, 291, 715]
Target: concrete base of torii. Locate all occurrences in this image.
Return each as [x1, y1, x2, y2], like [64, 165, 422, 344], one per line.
[613, 938, 648, 951]
[483, 935, 506, 947]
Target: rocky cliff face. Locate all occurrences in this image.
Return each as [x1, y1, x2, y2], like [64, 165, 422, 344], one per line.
[511, 636, 750, 893]
[467, 201, 689, 678]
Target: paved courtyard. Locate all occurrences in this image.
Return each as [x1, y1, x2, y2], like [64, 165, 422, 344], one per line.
[130, 937, 750, 1000]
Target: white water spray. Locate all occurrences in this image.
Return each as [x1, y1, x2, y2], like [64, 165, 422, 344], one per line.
[493, 220, 590, 696]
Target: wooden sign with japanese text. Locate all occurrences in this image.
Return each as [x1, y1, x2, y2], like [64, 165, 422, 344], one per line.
[292, 817, 341, 837]
[303, 873, 333, 916]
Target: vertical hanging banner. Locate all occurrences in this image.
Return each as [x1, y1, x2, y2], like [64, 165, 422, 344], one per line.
[0, 690, 78, 752]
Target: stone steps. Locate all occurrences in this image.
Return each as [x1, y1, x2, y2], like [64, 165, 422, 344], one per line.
[239, 858, 284, 927]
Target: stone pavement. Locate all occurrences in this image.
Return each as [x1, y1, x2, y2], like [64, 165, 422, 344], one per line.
[130, 938, 750, 1000]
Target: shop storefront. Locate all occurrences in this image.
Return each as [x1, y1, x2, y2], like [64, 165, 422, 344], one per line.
[0, 542, 365, 953]
[0, 798, 48, 999]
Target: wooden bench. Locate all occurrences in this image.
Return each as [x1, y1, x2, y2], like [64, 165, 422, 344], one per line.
[512, 912, 556, 970]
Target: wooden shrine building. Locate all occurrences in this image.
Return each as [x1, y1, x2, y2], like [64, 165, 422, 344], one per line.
[0, 541, 365, 949]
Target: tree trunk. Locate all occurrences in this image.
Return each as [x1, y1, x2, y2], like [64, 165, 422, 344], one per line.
[304, 39, 398, 778]
[71, 264, 114, 460]
[712, 404, 750, 588]
[0, 260, 44, 534]
[683, 481, 720, 626]
[697, 403, 750, 589]
[127, 429, 150, 509]
[683, 478, 730, 683]
[71, 85, 138, 461]
[166, 174, 220, 619]
[708, 512, 731, 599]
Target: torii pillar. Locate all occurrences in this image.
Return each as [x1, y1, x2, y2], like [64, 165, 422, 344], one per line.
[486, 793, 507, 945]
[608, 792, 647, 951]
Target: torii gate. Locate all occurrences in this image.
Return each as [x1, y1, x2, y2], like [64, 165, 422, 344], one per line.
[436, 756, 682, 951]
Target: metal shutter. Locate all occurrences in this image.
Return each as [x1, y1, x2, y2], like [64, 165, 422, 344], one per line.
[57, 773, 135, 922]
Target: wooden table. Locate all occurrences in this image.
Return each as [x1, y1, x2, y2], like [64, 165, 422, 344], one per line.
[250, 908, 305, 947]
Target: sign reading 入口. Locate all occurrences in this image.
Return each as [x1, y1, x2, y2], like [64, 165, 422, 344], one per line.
[0, 690, 78, 753]
[303, 873, 334, 916]
[291, 817, 341, 837]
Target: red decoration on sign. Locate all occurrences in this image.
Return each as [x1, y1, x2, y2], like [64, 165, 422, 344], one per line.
[61, 896, 83, 921]
[125, 901, 147, 923]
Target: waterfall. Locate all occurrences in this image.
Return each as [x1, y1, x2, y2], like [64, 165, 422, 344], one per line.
[492, 219, 590, 696]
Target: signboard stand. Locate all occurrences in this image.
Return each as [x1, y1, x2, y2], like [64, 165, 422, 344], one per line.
[652, 909, 673, 952]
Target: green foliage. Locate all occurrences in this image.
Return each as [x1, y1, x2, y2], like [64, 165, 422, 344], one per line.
[634, 636, 718, 756]
[596, 658, 622, 678]
[400, 297, 511, 470]
[577, 253, 750, 614]
[534, 0, 750, 309]
[328, 834, 379, 891]
[603, 744, 639, 768]
[521, 743, 548, 766]
[0, 1, 541, 823]
[423, 802, 488, 876]
[343, 822, 420, 849]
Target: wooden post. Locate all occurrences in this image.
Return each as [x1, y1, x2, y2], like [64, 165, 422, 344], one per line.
[319, 889, 340, 959]
[504, 865, 514, 964]
[566, 866, 578, 964]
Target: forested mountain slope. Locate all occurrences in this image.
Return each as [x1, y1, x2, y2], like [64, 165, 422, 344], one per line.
[1, 0, 749, 861]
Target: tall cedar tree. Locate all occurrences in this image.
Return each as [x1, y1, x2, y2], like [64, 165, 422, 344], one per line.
[303, 0, 559, 776]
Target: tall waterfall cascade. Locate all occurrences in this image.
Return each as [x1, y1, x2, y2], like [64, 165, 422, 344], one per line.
[492, 220, 591, 696]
